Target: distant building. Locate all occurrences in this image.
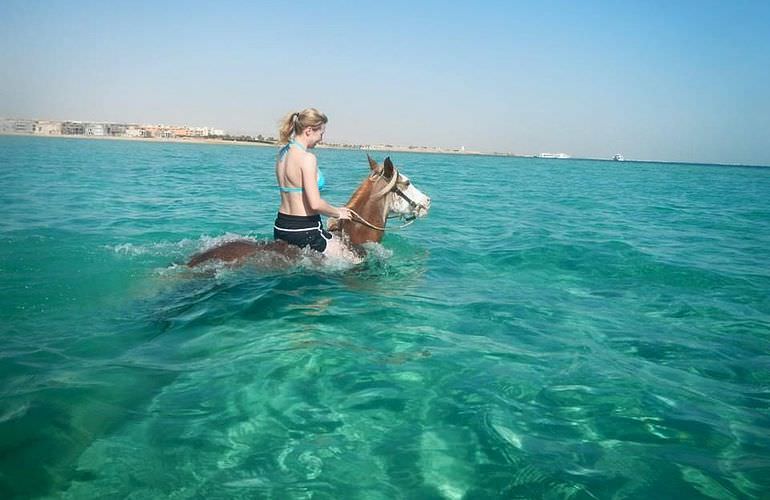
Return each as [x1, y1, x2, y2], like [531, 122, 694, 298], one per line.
[182, 127, 224, 137]
[141, 125, 162, 138]
[124, 126, 143, 138]
[84, 123, 106, 136]
[106, 123, 128, 136]
[2, 116, 231, 141]
[168, 127, 188, 137]
[34, 121, 62, 135]
[0, 118, 15, 133]
[62, 121, 85, 135]
[16, 119, 35, 133]
[1, 118, 36, 134]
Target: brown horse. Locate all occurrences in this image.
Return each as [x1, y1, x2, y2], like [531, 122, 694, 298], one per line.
[186, 155, 431, 267]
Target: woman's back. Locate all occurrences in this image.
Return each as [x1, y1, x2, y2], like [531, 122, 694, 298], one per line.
[271, 108, 350, 256]
[275, 141, 314, 216]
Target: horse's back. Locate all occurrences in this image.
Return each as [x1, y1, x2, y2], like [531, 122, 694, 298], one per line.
[186, 239, 306, 267]
[187, 239, 260, 267]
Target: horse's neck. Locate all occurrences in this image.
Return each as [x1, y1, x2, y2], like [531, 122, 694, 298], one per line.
[340, 181, 387, 245]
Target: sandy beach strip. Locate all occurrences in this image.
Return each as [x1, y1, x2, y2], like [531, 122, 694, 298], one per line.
[0, 132, 532, 157]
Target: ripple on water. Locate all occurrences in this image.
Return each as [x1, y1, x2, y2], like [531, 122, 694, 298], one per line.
[2, 138, 770, 497]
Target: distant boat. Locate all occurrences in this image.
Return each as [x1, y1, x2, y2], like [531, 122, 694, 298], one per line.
[537, 152, 570, 159]
[613, 154, 625, 161]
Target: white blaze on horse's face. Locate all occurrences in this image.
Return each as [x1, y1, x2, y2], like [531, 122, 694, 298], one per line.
[388, 170, 431, 219]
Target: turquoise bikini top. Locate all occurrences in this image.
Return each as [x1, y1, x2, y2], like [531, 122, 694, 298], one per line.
[277, 140, 326, 192]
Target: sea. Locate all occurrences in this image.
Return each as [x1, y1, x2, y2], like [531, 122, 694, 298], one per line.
[1, 134, 769, 499]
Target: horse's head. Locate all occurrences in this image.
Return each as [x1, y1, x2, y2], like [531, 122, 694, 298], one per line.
[367, 155, 431, 220]
[337, 155, 431, 245]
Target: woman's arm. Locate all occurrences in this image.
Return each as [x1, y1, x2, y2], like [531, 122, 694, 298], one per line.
[300, 155, 351, 219]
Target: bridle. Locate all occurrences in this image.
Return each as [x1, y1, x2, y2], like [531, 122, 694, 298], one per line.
[392, 185, 421, 214]
[346, 167, 425, 232]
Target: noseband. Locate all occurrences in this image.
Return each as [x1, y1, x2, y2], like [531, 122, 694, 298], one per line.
[392, 185, 421, 213]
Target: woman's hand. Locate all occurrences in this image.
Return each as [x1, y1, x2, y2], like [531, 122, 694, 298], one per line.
[337, 207, 352, 220]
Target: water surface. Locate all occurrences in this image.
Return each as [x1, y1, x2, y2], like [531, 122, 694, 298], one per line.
[1, 135, 769, 498]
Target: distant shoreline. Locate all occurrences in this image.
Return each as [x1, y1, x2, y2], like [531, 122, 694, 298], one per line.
[0, 132, 277, 148]
[2, 132, 767, 168]
[0, 132, 514, 157]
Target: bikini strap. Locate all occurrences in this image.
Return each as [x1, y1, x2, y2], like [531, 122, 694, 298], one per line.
[277, 140, 312, 192]
[288, 139, 307, 151]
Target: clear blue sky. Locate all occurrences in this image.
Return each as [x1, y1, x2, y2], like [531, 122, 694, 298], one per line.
[2, 0, 769, 165]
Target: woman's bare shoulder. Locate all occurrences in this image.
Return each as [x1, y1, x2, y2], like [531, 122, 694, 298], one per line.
[298, 151, 317, 169]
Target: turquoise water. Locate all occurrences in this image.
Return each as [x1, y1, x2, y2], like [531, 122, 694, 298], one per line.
[1, 135, 769, 499]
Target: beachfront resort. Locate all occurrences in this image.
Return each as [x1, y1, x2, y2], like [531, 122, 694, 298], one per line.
[0, 116, 493, 155]
[0, 117, 228, 141]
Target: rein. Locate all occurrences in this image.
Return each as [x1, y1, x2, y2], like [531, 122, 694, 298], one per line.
[346, 208, 416, 232]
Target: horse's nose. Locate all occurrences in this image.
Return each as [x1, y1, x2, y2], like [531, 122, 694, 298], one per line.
[420, 197, 431, 215]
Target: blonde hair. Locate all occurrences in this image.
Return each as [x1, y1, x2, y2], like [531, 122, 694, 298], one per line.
[278, 108, 328, 144]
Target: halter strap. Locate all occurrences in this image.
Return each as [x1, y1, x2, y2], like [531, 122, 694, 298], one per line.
[277, 140, 312, 192]
[288, 139, 306, 151]
[278, 139, 307, 160]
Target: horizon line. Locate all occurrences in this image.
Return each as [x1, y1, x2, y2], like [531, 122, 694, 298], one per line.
[2, 115, 769, 169]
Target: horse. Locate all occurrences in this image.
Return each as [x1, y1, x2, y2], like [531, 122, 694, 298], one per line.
[186, 155, 431, 267]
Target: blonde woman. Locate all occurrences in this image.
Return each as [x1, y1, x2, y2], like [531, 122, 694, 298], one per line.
[273, 108, 352, 255]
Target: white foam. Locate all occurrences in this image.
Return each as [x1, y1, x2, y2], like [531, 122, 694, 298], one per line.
[362, 242, 393, 260]
[196, 232, 259, 252]
[107, 237, 199, 257]
[112, 231, 391, 276]
[108, 233, 264, 263]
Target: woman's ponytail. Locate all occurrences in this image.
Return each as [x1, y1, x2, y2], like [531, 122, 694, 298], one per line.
[277, 108, 328, 144]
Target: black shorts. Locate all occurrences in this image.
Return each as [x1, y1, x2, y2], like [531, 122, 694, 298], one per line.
[273, 213, 332, 253]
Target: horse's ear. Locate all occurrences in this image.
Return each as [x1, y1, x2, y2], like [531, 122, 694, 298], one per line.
[367, 154, 379, 171]
[383, 157, 395, 177]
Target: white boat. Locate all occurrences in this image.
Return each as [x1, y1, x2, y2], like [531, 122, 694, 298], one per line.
[613, 154, 625, 161]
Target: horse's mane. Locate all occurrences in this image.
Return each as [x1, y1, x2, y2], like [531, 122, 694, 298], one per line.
[331, 175, 388, 241]
[346, 177, 375, 208]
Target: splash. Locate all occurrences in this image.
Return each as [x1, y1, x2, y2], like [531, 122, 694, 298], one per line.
[108, 233, 260, 259]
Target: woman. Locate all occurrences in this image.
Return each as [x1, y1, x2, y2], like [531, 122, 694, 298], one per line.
[273, 108, 352, 255]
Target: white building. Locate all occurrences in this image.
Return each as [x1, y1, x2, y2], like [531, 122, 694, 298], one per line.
[34, 121, 62, 135]
[0, 118, 15, 134]
[15, 119, 35, 133]
[62, 121, 85, 135]
[124, 127, 143, 138]
[84, 123, 106, 136]
[106, 123, 128, 136]
[0, 118, 35, 134]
